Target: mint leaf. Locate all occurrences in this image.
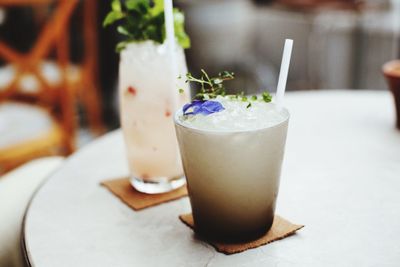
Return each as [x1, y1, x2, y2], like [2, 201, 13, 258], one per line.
[150, 0, 164, 16]
[126, 0, 149, 13]
[103, 0, 190, 51]
[116, 41, 129, 52]
[103, 10, 125, 27]
[126, 0, 146, 10]
[117, 25, 130, 36]
[111, 0, 122, 12]
[173, 9, 190, 49]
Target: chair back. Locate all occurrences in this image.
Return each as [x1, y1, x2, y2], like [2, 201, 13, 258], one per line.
[0, 0, 79, 153]
[0, 0, 78, 103]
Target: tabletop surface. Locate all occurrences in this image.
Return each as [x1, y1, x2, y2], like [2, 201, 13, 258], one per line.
[23, 90, 400, 267]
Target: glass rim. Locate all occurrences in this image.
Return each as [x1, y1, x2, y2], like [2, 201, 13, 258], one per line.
[174, 106, 290, 135]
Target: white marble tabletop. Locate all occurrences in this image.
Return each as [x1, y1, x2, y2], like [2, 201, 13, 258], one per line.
[23, 90, 400, 267]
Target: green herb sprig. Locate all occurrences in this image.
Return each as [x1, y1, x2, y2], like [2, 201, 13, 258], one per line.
[186, 70, 234, 100]
[181, 69, 272, 108]
[103, 0, 190, 52]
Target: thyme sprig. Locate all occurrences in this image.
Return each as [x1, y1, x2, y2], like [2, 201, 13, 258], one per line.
[181, 69, 272, 107]
[186, 70, 234, 100]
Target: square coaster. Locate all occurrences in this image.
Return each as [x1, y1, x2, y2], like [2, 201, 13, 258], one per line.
[101, 178, 188, 210]
[179, 213, 304, 254]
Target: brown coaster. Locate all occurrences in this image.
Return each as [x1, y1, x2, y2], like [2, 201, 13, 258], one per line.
[101, 178, 188, 210]
[179, 213, 304, 254]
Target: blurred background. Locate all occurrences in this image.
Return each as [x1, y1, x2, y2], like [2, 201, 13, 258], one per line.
[0, 0, 399, 173]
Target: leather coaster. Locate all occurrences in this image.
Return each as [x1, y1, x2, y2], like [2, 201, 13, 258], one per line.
[101, 178, 188, 210]
[179, 213, 304, 254]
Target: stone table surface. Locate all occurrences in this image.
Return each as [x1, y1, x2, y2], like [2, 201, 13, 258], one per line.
[23, 90, 400, 267]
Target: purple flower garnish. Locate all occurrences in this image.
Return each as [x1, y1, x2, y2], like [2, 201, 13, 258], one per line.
[183, 100, 225, 115]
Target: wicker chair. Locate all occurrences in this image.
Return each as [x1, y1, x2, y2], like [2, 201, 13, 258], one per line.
[0, 0, 78, 173]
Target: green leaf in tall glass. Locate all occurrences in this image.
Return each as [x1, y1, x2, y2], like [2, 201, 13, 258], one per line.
[103, 0, 191, 51]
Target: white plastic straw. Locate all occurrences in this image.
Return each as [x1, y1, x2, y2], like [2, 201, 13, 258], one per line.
[164, 0, 175, 55]
[275, 39, 293, 110]
[164, 0, 179, 109]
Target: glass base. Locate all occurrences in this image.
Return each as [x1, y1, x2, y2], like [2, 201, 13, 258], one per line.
[130, 175, 186, 194]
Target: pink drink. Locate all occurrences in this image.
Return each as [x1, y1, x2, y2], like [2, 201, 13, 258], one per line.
[119, 41, 189, 193]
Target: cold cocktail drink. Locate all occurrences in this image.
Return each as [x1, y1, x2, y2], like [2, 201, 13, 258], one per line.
[119, 41, 189, 193]
[175, 96, 289, 241]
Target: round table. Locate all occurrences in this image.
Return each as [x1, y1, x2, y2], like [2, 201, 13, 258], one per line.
[23, 90, 400, 267]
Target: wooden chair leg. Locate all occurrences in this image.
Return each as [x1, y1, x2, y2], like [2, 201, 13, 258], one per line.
[81, 73, 105, 135]
[81, 0, 105, 135]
